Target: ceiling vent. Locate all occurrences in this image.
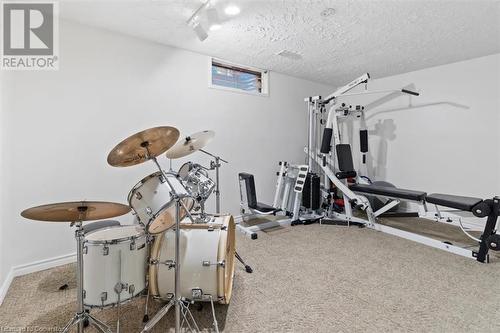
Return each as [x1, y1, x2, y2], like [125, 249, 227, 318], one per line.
[276, 50, 302, 60]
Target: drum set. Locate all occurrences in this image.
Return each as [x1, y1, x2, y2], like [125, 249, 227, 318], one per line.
[20, 126, 249, 333]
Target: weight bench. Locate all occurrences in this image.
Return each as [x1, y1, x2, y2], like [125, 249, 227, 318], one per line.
[317, 144, 500, 263]
[426, 193, 500, 262]
[351, 183, 499, 262]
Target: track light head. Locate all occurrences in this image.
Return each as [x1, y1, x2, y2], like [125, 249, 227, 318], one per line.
[192, 21, 208, 41]
[206, 7, 221, 31]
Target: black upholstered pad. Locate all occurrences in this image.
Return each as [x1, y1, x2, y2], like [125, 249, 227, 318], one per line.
[426, 193, 482, 212]
[351, 184, 427, 201]
[254, 202, 279, 213]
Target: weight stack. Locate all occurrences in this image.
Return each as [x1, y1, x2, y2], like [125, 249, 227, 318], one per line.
[302, 173, 321, 210]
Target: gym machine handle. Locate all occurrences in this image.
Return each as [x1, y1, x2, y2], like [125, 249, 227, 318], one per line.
[401, 89, 419, 96]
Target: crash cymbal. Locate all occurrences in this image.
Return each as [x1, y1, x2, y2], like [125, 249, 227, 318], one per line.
[165, 130, 215, 159]
[108, 126, 180, 167]
[21, 201, 131, 222]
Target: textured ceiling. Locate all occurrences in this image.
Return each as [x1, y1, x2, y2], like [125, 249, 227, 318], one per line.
[60, 0, 500, 86]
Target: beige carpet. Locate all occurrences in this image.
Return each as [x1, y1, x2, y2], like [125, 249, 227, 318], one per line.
[1, 224, 500, 332]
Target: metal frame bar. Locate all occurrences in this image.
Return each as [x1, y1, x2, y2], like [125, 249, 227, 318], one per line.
[235, 216, 293, 239]
[371, 224, 479, 260]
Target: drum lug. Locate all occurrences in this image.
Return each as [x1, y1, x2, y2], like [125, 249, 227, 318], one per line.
[191, 288, 203, 300]
[130, 240, 136, 251]
[156, 260, 175, 269]
[83, 246, 88, 255]
[100, 292, 107, 302]
[102, 245, 109, 256]
[145, 207, 153, 216]
[147, 234, 154, 243]
[202, 260, 225, 268]
[129, 284, 135, 295]
[135, 192, 143, 200]
[114, 282, 128, 294]
[83, 290, 86, 299]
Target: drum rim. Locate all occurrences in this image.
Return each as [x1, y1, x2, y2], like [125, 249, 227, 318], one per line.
[83, 288, 146, 309]
[178, 161, 193, 180]
[217, 215, 236, 304]
[146, 196, 195, 234]
[85, 225, 146, 244]
[127, 171, 181, 203]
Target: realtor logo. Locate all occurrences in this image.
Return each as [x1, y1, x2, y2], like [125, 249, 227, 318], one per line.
[1, 1, 59, 70]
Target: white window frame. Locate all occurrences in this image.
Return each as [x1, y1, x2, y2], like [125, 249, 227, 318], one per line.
[208, 57, 269, 97]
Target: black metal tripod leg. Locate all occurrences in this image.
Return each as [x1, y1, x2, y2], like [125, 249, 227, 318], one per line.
[235, 251, 253, 273]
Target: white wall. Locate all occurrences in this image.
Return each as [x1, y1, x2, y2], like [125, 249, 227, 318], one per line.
[0, 20, 330, 290]
[339, 54, 500, 199]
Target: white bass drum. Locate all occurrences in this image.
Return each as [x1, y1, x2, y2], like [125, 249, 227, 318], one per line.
[149, 215, 235, 304]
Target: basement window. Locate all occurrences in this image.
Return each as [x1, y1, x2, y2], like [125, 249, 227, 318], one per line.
[209, 58, 269, 96]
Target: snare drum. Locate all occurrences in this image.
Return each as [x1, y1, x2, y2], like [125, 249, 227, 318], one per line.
[149, 215, 236, 304]
[128, 171, 195, 234]
[178, 162, 216, 201]
[83, 225, 147, 308]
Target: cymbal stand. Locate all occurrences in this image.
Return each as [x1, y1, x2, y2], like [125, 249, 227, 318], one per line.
[140, 143, 199, 333]
[168, 158, 174, 172]
[62, 207, 112, 333]
[199, 149, 253, 274]
[199, 149, 227, 213]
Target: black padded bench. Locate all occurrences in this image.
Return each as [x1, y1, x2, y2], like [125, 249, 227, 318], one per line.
[239, 173, 280, 214]
[426, 193, 483, 212]
[351, 183, 427, 202]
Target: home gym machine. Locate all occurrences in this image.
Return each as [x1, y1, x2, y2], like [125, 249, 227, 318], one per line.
[304, 73, 500, 263]
[237, 161, 322, 239]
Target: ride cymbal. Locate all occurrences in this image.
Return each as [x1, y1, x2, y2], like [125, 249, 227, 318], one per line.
[165, 130, 215, 159]
[108, 126, 180, 167]
[21, 201, 131, 222]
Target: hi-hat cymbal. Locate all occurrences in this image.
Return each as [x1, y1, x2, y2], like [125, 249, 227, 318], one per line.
[108, 126, 180, 167]
[21, 201, 131, 222]
[165, 130, 215, 159]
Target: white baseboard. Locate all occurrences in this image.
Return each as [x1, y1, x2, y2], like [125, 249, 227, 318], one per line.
[0, 268, 14, 306]
[0, 252, 76, 306]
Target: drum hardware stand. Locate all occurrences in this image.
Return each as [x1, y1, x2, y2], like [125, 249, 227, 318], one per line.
[199, 149, 227, 213]
[141, 201, 200, 333]
[208, 296, 220, 333]
[142, 287, 151, 323]
[235, 252, 253, 273]
[140, 142, 199, 333]
[200, 149, 254, 274]
[195, 200, 213, 223]
[62, 207, 112, 333]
